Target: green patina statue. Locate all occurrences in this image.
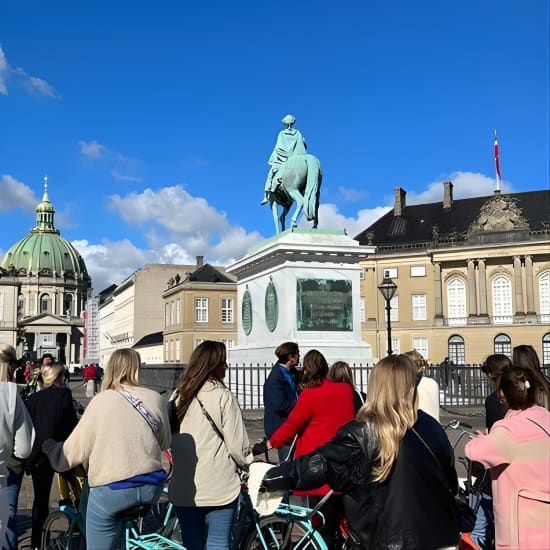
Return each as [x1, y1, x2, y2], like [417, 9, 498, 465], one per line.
[261, 115, 322, 234]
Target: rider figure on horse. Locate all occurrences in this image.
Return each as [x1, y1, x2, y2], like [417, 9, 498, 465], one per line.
[261, 114, 307, 205]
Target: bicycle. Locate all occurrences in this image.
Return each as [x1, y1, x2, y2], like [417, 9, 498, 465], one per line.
[41, 480, 185, 549]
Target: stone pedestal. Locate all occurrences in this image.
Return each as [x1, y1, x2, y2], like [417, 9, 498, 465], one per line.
[227, 229, 375, 365]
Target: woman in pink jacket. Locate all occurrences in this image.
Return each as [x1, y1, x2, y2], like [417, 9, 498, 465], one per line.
[466, 367, 550, 550]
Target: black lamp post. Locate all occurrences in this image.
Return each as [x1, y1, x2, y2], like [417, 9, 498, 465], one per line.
[378, 276, 398, 356]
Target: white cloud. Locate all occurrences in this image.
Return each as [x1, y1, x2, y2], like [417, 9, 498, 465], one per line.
[408, 171, 512, 205]
[0, 175, 38, 212]
[0, 46, 8, 95]
[0, 45, 60, 98]
[338, 185, 367, 203]
[111, 170, 142, 182]
[79, 140, 107, 159]
[310, 203, 391, 237]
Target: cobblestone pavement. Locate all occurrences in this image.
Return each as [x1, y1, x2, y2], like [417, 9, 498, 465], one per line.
[13, 379, 484, 548]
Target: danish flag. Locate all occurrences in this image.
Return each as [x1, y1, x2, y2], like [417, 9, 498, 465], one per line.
[494, 131, 502, 182]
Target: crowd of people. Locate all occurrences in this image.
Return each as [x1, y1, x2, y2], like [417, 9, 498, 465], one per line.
[0, 339, 549, 550]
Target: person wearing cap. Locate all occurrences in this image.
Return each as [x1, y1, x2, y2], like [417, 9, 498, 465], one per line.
[261, 114, 307, 205]
[25, 362, 78, 549]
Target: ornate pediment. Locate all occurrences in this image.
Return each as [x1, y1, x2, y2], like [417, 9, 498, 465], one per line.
[467, 194, 529, 237]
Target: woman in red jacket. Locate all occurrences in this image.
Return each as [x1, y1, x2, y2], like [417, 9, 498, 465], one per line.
[268, 349, 355, 548]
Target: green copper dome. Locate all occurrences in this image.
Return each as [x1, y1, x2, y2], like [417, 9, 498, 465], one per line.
[0, 179, 89, 279]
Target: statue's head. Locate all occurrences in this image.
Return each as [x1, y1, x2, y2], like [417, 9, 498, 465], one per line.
[282, 114, 296, 128]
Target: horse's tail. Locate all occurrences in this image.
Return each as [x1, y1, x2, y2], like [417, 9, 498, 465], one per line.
[303, 155, 322, 221]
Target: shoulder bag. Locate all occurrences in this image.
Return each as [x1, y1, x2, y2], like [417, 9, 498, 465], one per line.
[412, 427, 476, 533]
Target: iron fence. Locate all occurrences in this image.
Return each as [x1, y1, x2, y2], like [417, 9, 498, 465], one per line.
[226, 363, 550, 410]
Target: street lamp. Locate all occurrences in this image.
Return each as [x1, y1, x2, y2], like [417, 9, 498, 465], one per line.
[378, 276, 398, 356]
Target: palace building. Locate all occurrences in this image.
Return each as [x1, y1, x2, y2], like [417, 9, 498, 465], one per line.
[356, 183, 550, 365]
[0, 180, 92, 362]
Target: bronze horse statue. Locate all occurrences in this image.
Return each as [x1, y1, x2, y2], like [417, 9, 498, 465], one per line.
[267, 153, 322, 234]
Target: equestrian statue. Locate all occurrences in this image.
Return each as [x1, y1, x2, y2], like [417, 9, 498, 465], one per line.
[261, 114, 322, 234]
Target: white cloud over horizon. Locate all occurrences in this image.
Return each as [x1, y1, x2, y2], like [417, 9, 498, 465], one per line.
[0, 174, 38, 212]
[0, 44, 60, 98]
[79, 139, 142, 182]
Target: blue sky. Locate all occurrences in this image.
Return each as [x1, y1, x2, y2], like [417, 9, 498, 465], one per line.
[1, 0, 548, 292]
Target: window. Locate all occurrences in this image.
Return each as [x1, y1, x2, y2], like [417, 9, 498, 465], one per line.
[17, 295, 24, 317]
[223, 339, 234, 349]
[383, 267, 398, 279]
[41, 333, 54, 346]
[391, 337, 400, 354]
[64, 294, 73, 316]
[390, 296, 399, 322]
[40, 293, 50, 313]
[360, 297, 365, 322]
[447, 277, 467, 325]
[410, 266, 426, 277]
[412, 294, 427, 321]
[412, 336, 428, 360]
[194, 338, 204, 349]
[359, 269, 365, 280]
[543, 333, 550, 367]
[175, 340, 181, 362]
[164, 340, 169, 361]
[165, 303, 170, 326]
[170, 301, 175, 326]
[539, 272, 550, 323]
[176, 298, 181, 324]
[195, 298, 208, 323]
[448, 335, 465, 364]
[221, 298, 233, 323]
[492, 276, 513, 323]
[494, 333, 512, 357]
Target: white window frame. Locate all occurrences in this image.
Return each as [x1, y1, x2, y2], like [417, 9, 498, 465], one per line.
[40, 293, 50, 313]
[383, 267, 398, 279]
[359, 269, 365, 280]
[195, 297, 208, 323]
[194, 338, 204, 349]
[165, 303, 170, 327]
[411, 294, 427, 321]
[390, 295, 399, 322]
[221, 298, 233, 323]
[447, 276, 467, 325]
[164, 340, 169, 361]
[492, 276, 513, 324]
[412, 336, 429, 360]
[391, 337, 400, 354]
[176, 298, 181, 324]
[360, 297, 366, 322]
[223, 339, 234, 350]
[170, 301, 175, 326]
[539, 272, 550, 323]
[41, 332, 54, 346]
[175, 339, 181, 362]
[410, 266, 426, 277]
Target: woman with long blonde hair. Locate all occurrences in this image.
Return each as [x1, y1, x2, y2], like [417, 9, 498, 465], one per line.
[262, 354, 460, 549]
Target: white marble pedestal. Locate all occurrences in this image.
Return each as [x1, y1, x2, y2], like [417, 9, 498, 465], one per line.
[227, 229, 375, 365]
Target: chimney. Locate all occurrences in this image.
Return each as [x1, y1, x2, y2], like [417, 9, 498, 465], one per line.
[196, 255, 204, 266]
[393, 187, 407, 217]
[443, 181, 454, 209]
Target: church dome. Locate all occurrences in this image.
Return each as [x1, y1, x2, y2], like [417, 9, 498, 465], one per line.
[0, 178, 90, 280]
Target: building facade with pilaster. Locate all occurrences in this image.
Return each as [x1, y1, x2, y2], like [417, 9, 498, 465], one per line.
[356, 184, 550, 364]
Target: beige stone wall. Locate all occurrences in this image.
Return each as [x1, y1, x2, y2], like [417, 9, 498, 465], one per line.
[361, 239, 550, 364]
[0, 284, 18, 346]
[163, 282, 237, 364]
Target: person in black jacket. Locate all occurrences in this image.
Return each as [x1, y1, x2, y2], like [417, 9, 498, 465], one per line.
[263, 342, 300, 461]
[25, 363, 78, 549]
[262, 354, 460, 550]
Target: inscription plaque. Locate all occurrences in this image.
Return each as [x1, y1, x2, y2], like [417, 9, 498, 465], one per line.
[242, 287, 253, 335]
[296, 278, 352, 331]
[265, 278, 279, 332]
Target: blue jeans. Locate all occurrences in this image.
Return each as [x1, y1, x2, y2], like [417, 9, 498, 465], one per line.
[174, 497, 238, 550]
[469, 492, 495, 550]
[5, 468, 23, 550]
[86, 483, 163, 550]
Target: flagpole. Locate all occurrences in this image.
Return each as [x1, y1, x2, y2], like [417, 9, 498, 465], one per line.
[494, 130, 501, 194]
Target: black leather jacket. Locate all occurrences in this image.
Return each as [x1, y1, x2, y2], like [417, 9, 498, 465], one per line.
[264, 410, 460, 550]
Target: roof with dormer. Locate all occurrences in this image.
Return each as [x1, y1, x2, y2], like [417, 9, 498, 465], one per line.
[0, 178, 90, 280]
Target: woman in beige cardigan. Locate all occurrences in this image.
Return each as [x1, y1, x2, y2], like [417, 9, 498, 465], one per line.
[168, 340, 252, 550]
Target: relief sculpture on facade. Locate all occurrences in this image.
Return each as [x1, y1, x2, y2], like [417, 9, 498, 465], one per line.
[467, 194, 529, 237]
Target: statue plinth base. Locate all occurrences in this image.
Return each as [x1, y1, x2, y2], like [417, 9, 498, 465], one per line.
[227, 228, 376, 365]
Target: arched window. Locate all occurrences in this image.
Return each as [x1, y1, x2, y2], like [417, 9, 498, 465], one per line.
[539, 272, 550, 323]
[492, 276, 513, 323]
[64, 294, 73, 316]
[494, 333, 512, 357]
[542, 333, 550, 367]
[448, 335, 465, 364]
[447, 277, 467, 325]
[17, 295, 25, 317]
[40, 293, 50, 313]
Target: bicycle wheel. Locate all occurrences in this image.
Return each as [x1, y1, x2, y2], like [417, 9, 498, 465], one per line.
[41, 511, 86, 550]
[243, 515, 327, 550]
[138, 501, 181, 543]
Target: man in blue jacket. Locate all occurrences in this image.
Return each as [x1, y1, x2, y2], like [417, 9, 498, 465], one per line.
[263, 342, 300, 461]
